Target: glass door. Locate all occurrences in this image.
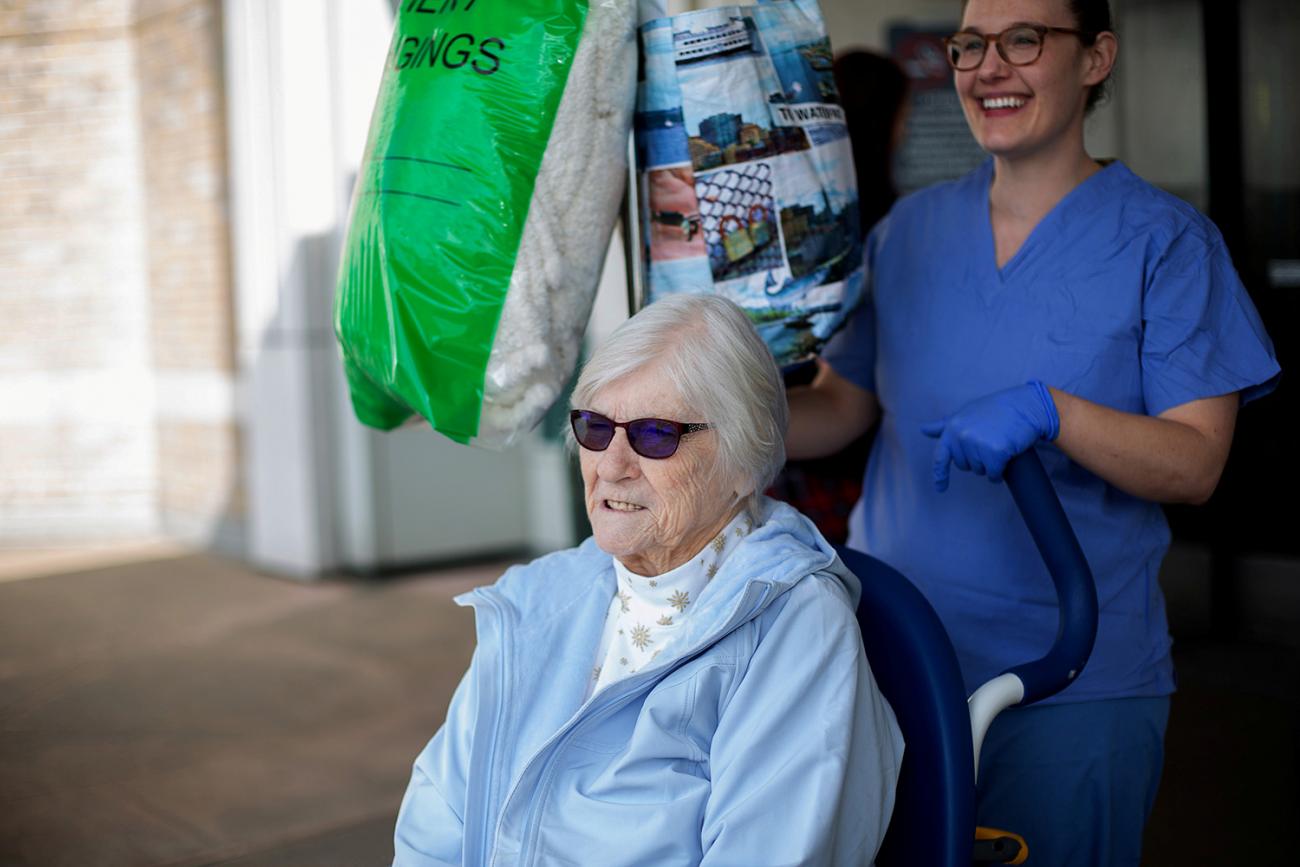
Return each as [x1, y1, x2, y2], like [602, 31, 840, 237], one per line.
[1195, 0, 1298, 557]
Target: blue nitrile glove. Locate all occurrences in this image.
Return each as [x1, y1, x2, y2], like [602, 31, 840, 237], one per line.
[920, 381, 1060, 492]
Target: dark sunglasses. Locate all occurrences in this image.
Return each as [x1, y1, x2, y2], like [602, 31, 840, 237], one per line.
[570, 410, 711, 459]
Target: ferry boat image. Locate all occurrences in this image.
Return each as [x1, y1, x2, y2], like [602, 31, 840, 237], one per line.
[674, 17, 756, 65]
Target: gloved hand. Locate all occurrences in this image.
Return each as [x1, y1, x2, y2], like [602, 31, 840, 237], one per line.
[920, 381, 1060, 492]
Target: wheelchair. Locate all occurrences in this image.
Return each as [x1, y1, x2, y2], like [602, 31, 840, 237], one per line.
[842, 451, 1098, 866]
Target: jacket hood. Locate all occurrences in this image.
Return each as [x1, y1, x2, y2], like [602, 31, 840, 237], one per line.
[688, 496, 859, 627]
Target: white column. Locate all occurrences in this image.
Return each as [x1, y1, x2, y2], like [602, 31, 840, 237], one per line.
[224, 0, 358, 576]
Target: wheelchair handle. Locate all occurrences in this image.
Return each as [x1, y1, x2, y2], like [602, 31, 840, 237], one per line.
[1000, 449, 1099, 705]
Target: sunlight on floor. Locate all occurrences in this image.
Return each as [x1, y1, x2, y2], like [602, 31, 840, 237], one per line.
[0, 540, 195, 584]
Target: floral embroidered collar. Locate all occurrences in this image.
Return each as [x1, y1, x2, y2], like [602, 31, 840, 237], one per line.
[591, 510, 753, 692]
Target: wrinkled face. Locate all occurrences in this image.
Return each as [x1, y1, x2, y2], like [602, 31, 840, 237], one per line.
[956, 0, 1102, 161]
[578, 365, 743, 576]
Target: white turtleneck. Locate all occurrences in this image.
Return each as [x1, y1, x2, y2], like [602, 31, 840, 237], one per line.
[587, 510, 753, 699]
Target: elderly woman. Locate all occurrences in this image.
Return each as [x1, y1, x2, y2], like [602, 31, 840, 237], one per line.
[394, 294, 903, 866]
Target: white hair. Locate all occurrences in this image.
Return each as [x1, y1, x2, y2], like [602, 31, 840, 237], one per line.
[570, 294, 788, 516]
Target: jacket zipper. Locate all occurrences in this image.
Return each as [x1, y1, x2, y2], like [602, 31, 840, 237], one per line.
[512, 581, 775, 866]
[471, 591, 509, 867]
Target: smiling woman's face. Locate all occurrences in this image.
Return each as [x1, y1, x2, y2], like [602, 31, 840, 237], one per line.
[578, 364, 743, 576]
[956, 0, 1107, 162]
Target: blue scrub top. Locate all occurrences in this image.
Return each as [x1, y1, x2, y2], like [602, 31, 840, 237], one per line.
[823, 159, 1280, 702]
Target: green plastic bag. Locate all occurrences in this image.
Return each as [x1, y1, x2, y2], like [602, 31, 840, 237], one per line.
[335, 0, 636, 447]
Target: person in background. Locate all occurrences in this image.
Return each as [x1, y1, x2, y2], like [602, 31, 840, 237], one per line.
[768, 49, 909, 544]
[835, 50, 911, 238]
[395, 294, 903, 866]
[785, 0, 1280, 863]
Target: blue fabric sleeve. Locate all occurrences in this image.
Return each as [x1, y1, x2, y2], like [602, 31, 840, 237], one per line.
[699, 577, 902, 866]
[1141, 221, 1281, 416]
[393, 658, 476, 867]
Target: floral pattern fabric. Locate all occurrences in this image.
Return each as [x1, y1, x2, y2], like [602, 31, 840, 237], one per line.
[588, 511, 752, 697]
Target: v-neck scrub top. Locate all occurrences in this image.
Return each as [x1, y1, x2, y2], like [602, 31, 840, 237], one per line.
[823, 159, 1280, 702]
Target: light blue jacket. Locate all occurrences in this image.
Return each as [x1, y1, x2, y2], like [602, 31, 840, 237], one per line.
[394, 499, 903, 866]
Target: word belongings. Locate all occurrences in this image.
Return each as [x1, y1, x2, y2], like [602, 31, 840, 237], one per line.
[394, 2, 503, 77]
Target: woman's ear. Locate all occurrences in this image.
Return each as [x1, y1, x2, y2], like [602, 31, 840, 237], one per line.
[1084, 31, 1118, 88]
[731, 475, 754, 507]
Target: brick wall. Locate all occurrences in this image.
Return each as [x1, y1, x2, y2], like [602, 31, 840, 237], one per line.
[0, 2, 155, 542]
[0, 0, 240, 547]
[134, 0, 241, 544]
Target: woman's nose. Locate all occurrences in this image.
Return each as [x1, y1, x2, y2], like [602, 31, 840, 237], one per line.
[596, 430, 642, 480]
[976, 42, 1011, 78]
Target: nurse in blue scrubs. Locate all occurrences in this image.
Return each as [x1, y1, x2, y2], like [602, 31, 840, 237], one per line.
[787, 0, 1281, 863]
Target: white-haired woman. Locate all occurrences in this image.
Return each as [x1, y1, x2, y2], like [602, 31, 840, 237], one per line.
[394, 294, 903, 866]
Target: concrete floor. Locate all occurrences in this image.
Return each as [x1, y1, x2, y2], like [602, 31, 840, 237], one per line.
[0, 550, 1296, 866]
[0, 551, 495, 867]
